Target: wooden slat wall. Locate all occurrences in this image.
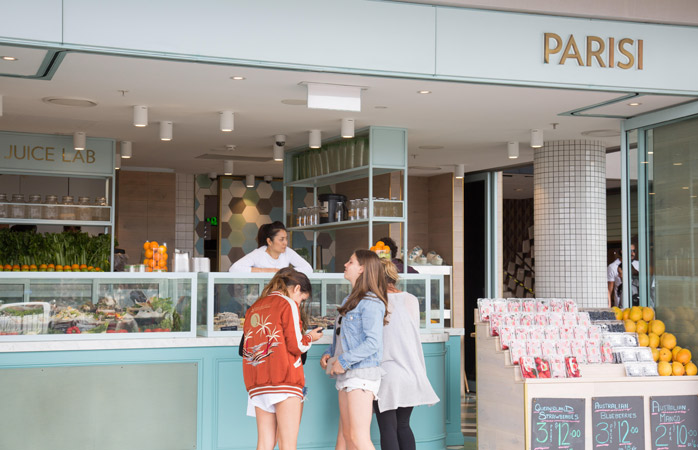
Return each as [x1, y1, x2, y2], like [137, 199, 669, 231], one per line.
[116, 171, 176, 266]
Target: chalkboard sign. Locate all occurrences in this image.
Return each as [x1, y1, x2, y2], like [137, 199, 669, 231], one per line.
[650, 395, 698, 450]
[531, 398, 585, 450]
[592, 396, 645, 449]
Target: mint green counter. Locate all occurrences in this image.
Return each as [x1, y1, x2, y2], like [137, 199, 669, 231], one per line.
[0, 334, 464, 450]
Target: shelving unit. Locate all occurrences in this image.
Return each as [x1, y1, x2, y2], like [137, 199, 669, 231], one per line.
[0, 131, 116, 270]
[283, 126, 408, 271]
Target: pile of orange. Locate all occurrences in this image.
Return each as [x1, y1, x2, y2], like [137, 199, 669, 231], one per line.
[142, 241, 168, 272]
[370, 241, 391, 260]
[619, 306, 696, 376]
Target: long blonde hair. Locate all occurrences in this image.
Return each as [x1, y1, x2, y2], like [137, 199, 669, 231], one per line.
[338, 250, 388, 324]
[381, 259, 399, 286]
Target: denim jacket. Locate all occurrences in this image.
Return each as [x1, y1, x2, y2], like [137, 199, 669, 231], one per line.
[324, 292, 386, 371]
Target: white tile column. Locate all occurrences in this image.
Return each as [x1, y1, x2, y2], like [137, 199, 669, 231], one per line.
[534, 140, 607, 307]
[175, 173, 195, 256]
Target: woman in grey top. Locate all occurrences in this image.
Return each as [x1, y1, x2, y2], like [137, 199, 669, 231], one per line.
[373, 260, 439, 450]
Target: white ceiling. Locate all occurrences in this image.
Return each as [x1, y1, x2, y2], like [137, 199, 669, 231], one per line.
[0, 50, 695, 179]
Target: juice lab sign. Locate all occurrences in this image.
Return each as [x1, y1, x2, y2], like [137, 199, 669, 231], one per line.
[544, 33, 643, 70]
[0, 131, 114, 176]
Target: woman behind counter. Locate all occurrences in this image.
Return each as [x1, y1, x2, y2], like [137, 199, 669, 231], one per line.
[230, 221, 313, 275]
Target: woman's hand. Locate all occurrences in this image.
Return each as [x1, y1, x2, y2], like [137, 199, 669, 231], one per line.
[329, 358, 346, 376]
[308, 327, 324, 342]
[320, 354, 330, 370]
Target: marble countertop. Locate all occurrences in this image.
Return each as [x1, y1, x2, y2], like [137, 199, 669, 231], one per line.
[0, 329, 464, 353]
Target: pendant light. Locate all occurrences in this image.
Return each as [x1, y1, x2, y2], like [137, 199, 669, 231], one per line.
[530, 129, 544, 148]
[73, 132, 86, 151]
[220, 111, 234, 132]
[455, 164, 465, 179]
[309, 130, 321, 149]
[341, 118, 355, 138]
[246, 174, 255, 188]
[115, 154, 121, 170]
[223, 160, 234, 175]
[273, 145, 284, 161]
[507, 141, 519, 159]
[121, 141, 132, 159]
[160, 121, 173, 141]
[133, 105, 148, 127]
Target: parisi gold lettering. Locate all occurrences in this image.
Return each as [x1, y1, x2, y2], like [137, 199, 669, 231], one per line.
[544, 33, 643, 70]
[3, 145, 96, 163]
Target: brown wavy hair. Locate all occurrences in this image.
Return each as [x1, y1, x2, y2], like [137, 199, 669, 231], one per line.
[338, 250, 389, 324]
[260, 267, 312, 332]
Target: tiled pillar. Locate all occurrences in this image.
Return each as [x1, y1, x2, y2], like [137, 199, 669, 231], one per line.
[175, 173, 195, 256]
[534, 141, 607, 307]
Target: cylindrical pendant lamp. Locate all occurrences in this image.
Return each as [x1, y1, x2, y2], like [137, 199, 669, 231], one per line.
[223, 160, 234, 175]
[160, 121, 173, 141]
[246, 174, 255, 188]
[133, 105, 148, 127]
[115, 154, 121, 170]
[309, 130, 321, 148]
[273, 145, 284, 161]
[341, 118, 355, 138]
[121, 141, 132, 159]
[508, 141, 520, 159]
[220, 111, 234, 132]
[455, 164, 465, 179]
[530, 129, 544, 148]
[74, 132, 86, 151]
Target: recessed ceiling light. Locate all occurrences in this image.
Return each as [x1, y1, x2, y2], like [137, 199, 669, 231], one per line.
[674, 162, 683, 166]
[628, 102, 642, 106]
[375, 105, 388, 109]
[230, 76, 246, 80]
[683, 186, 689, 190]
[581, 129, 621, 137]
[42, 97, 97, 107]
[417, 90, 431, 94]
[418, 145, 444, 150]
[281, 99, 307, 106]
[1, 56, 17, 61]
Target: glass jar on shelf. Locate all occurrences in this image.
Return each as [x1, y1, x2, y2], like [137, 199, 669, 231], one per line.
[27, 195, 43, 219]
[360, 198, 369, 220]
[59, 196, 76, 220]
[10, 194, 26, 219]
[0, 193, 8, 219]
[77, 197, 92, 221]
[94, 197, 109, 221]
[43, 195, 58, 220]
[348, 199, 356, 221]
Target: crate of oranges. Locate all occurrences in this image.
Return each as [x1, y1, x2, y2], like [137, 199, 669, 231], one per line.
[370, 241, 391, 260]
[142, 241, 168, 272]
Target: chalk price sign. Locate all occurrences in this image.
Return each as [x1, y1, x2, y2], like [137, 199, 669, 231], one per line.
[650, 395, 698, 449]
[592, 396, 644, 450]
[531, 398, 585, 450]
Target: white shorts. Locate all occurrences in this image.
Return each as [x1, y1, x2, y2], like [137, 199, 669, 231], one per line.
[335, 377, 381, 400]
[246, 392, 303, 417]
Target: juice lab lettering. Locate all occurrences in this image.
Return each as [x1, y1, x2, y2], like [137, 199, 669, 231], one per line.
[544, 33, 643, 70]
[4, 145, 96, 164]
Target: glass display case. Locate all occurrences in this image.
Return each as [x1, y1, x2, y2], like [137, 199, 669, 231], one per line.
[0, 272, 196, 339]
[197, 272, 444, 336]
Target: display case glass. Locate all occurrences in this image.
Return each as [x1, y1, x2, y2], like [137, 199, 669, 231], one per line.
[197, 272, 444, 336]
[0, 272, 196, 339]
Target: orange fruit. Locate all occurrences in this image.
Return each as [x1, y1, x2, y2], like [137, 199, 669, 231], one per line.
[158, 245, 167, 254]
[21, 264, 29, 271]
[158, 259, 167, 268]
[636, 320, 648, 334]
[149, 241, 159, 250]
[686, 362, 698, 376]
[370, 246, 377, 251]
[629, 306, 643, 322]
[145, 267, 152, 272]
[3, 264, 11, 270]
[649, 332, 661, 348]
[672, 346, 683, 360]
[638, 333, 649, 347]
[676, 348, 692, 364]
[642, 307, 655, 322]
[55, 264, 63, 270]
[71, 264, 79, 270]
[39, 264, 47, 270]
[143, 258, 151, 267]
[624, 320, 637, 332]
[622, 308, 631, 320]
[161, 253, 168, 262]
[650, 320, 666, 336]
[659, 348, 673, 362]
[672, 361, 686, 376]
[29, 264, 37, 270]
[376, 241, 385, 247]
[145, 249, 153, 259]
[87, 266, 94, 271]
[153, 252, 161, 262]
[662, 333, 677, 350]
[79, 264, 87, 270]
[47, 263, 54, 269]
[651, 348, 660, 362]
[658, 361, 672, 376]
[143, 241, 150, 251]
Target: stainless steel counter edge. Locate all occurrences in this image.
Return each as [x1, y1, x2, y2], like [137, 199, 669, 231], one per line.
[0, 330, 462, 353]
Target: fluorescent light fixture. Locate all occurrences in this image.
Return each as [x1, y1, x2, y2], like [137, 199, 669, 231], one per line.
[230, 76, 246, 80]
[120, 141, 132, 159]
[341, 118, 355, 138]
[306, 82, 361, 112]
[507, 141, 520, 159]
[220, 111, 234, 132]
[73, 132, 86, 151]
[1, 56, 17, 61]
[417, 90, 431, 94]
[223, 160, 234, 175]
[160, 121, 173, 141]
[115, 154, 121, 170]
[530, 129, 544, 148]
[273, 145, 284, 162]
[0, 95, 3, 117]
[246, 174, 255, 188]
[309, 130, 321, 148]
[628, 102, 642, 106]
[455, 164, 465, 179]
[133, 105, 148, 127]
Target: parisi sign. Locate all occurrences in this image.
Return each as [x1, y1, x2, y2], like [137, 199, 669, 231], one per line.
[544, 33, 643, 70]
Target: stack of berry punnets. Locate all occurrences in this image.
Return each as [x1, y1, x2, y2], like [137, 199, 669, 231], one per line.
[478, 298, 617, 379]
[616, 305, 697, 377]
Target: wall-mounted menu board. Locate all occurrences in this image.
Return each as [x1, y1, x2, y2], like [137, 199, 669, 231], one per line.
[592, 396, 645, 449]
[531, 398, 585, 450]
[650, 395, 698, 450]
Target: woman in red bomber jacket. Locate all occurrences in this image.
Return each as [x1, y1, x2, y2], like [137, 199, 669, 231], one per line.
[242, 267, 323, 450]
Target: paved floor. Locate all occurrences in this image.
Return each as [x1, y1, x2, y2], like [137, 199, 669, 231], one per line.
[446, 392, 477, 449]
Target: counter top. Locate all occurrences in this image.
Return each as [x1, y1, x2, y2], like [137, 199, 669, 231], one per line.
[0, 330, 459, 353]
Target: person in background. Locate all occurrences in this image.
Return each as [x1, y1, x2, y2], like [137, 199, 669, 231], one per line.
[230, 221, 313, 275]
[241, 268, 323, 450]
[374, 259, 439, 450]
[320, 250, 388, 450]
[607, 243, 639, 308]
[378, 236, 418, 273]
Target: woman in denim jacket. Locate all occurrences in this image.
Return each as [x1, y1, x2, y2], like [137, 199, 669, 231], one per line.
[321, 249, 388, 450]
